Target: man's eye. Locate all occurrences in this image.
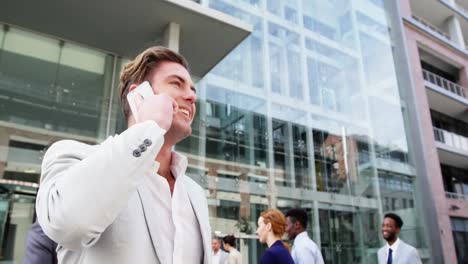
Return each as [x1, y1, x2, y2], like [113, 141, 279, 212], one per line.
[172, 82, 181, 87]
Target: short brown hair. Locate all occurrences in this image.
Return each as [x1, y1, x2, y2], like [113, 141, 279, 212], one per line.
[118, 46, 189, 120]
[222, 235, 236, 247]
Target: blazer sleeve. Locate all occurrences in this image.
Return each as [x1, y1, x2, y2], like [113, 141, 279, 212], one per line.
[36, 121, 166, 250]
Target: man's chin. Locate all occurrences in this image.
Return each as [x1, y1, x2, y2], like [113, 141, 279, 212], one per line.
[168, 122, 192, 140]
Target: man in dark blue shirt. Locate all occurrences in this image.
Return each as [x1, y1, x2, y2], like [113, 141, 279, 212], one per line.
[24, 220, 57, 264]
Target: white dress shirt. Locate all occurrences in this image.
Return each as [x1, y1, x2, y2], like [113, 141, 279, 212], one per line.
[213, 249, 228, 264]
[147, 152, 203, 264]
[213, 251, 220, 264]
[291, 231, 324, 264]
[385, 238, 401, 262]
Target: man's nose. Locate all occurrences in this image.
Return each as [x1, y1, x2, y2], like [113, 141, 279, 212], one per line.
[185, 89, 197, 103]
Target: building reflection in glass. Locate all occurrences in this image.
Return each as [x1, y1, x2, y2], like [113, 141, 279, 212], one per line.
[0, 0, 430, 263]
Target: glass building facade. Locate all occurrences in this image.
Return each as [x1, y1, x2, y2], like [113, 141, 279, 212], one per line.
[0, 0, 431, 263]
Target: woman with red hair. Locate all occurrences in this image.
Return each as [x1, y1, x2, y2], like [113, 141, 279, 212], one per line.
[256, 209, 294, 264]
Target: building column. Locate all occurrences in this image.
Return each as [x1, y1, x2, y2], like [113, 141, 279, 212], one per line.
[398, 0, 412, 18]
[458, 66, 468, 97]
[444, 15, 465, 49]
[162, 22, 180, 52]
[0, 127, 9, 179]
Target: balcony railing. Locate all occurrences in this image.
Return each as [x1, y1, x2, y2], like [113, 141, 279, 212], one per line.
[446, 191, 468, 201]
[434, 127, 468, 152]
[422, 69, 466, 98]
[455, 1, 468, 16]
[412, 15, 451, 41]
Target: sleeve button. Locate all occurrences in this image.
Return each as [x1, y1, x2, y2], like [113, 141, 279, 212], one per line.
[139, 144, 147, 152]
[143, 139, 152, 146]
[133, 149, 141, 157]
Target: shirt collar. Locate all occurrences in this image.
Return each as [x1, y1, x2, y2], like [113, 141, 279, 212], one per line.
[386, 237, 400, 252]
[169, 151, 188, 179]
[295, 231, 308, 242]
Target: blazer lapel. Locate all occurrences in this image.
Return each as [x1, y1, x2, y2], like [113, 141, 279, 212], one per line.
[137, 185, 164, 264]
[186, 179, 211, 264]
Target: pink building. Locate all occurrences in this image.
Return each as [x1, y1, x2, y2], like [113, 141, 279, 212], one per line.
[401, 0, 468, 262]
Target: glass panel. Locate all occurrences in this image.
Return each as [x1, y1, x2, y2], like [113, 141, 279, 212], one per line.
[268, 22, 300, 95]
[209, 0, 264, 90]
[272, 119, 293, 187]
[0, 26, 114, 138]
[0, 23, 116, 263]
[201, 0, 430, 263]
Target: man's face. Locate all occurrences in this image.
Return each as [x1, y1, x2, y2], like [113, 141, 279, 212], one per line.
[382, 217, 400, 242]
[148, 61, 196, 141]
[285, 216, 298, 240]
[212, 239, 220, 252]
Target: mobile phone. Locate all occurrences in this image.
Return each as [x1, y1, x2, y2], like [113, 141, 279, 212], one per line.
[127, 81, 154, 122]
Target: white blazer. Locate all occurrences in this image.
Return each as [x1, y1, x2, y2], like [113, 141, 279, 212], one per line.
[377, 239, 422, 264]
[36, 121, 212, 264]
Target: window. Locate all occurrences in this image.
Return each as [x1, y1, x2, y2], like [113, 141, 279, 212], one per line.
[451, 218, 468, 263]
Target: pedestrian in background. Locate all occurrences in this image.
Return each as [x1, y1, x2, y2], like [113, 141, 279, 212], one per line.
[223, 235, 242, 264]
[378, 213, 422, 264]
[256, 209, 294, 264]
[285, 208, 324, 264]
[24, 219, 57, 264]
[213, 238, 228, 264]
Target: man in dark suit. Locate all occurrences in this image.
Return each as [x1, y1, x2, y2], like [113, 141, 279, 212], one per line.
[378, 213, 422, 264]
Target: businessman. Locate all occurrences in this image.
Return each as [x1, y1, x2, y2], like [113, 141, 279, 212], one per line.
[378, 213, 421, 264]
[285, 208, 324, 264]
[212, 238, 228, 264]
[36, 46, 211, 264]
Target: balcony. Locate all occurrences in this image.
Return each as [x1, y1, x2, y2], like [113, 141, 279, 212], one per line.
[423, 70, 468, 122]
[410, 0, 468, 53]
[455, 1, 468, 16]
[423, 69, 466, 98]
[434, 127, 468, 152]
[441, 0, 468, 18]
[412, 15, 451, 42]
[446, 191, 468, 201]
[445, 191, 468, 218]
[434, 127, 468, 169]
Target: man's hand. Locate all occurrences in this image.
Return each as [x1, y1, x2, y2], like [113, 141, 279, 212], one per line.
[136, 93, 178, 131]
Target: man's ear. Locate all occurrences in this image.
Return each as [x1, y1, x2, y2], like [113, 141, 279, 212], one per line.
[294, 221, 301, 230]
[266, 222, 272, 231]
[129, 84, 138, 92]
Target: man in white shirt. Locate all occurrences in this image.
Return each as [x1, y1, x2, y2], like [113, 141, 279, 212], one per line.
[285, 209, 324, 264]
[213, 238, 228, 264]
[36, 46, 211, 264]
[377, 213, 422, 264]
